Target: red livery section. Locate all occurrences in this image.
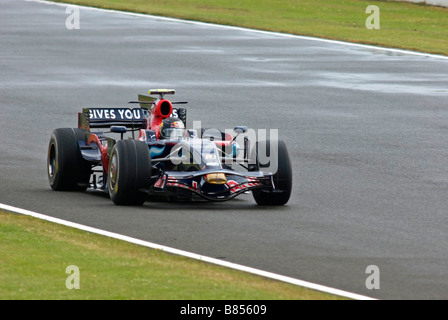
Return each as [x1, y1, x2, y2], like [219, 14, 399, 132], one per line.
[148, 98, 173, 139]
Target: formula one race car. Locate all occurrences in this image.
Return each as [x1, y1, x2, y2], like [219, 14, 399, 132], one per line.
[47, 89, 292, 206]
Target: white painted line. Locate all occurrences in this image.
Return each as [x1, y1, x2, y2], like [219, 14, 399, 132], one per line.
[27, 0, 448, 60]
[0, 202, 376, 300]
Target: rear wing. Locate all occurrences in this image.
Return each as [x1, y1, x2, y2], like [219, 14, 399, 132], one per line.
[79, 90, 187, 130]
[78, 108, 147, 130]
[78, 107, 187, 130]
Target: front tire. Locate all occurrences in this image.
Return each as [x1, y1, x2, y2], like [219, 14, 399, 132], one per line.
[47, 128, 91, 191]
[251, 140, 292, 206]
[108, 140, 152, 206]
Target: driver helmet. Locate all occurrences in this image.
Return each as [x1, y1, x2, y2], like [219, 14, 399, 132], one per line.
[159, 117, 186, 139]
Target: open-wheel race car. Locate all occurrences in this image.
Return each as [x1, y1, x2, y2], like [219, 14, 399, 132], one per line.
[47, 89, 292, 206]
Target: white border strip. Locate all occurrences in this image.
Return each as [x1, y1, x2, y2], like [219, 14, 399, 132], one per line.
[27, 0, 448, 60]
[0, 202, 376, 300]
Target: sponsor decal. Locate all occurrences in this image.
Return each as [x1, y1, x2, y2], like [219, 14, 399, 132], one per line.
[149, 145, 166, 158]
[171, 121, 183, 128]
[88, 108, 144, 121]
[170, 109, 179, 118]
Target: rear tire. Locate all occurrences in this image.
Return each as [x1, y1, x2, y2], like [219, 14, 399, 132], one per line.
[251, 140, 292, 206]
[108, 140, 152, 206]
[47, 128, 91, 191]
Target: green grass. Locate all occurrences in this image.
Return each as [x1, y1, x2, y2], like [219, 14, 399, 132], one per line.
[54, 0, 448, 56]
[0, 211, 344, 299]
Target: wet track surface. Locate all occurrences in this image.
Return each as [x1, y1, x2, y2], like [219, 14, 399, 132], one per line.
[2, 0, 448, 299]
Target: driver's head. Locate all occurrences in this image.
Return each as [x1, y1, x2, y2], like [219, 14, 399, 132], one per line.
[159, 117, 186, 139]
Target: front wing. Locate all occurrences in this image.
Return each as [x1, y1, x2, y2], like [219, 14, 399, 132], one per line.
[152, 169, 274, 201]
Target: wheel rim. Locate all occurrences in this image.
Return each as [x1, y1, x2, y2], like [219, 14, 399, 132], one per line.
[48, 143, 57, 179]
[109, 153, 118, 191]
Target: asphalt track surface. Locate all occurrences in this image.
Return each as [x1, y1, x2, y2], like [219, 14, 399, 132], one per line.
[2, 0, 448, 300]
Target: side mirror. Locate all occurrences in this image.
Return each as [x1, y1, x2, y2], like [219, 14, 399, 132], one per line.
[234, 126, 248, 134]
[188, 129, 198, 138]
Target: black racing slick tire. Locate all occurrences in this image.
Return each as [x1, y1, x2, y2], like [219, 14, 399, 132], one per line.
[108, 140, 152, 206]
[251, 140, 292, 206]
[47, 128, 91, 191]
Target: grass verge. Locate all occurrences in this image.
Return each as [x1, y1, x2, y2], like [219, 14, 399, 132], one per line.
[0, 210, 344, 299]
[52, 0, 448, 56]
